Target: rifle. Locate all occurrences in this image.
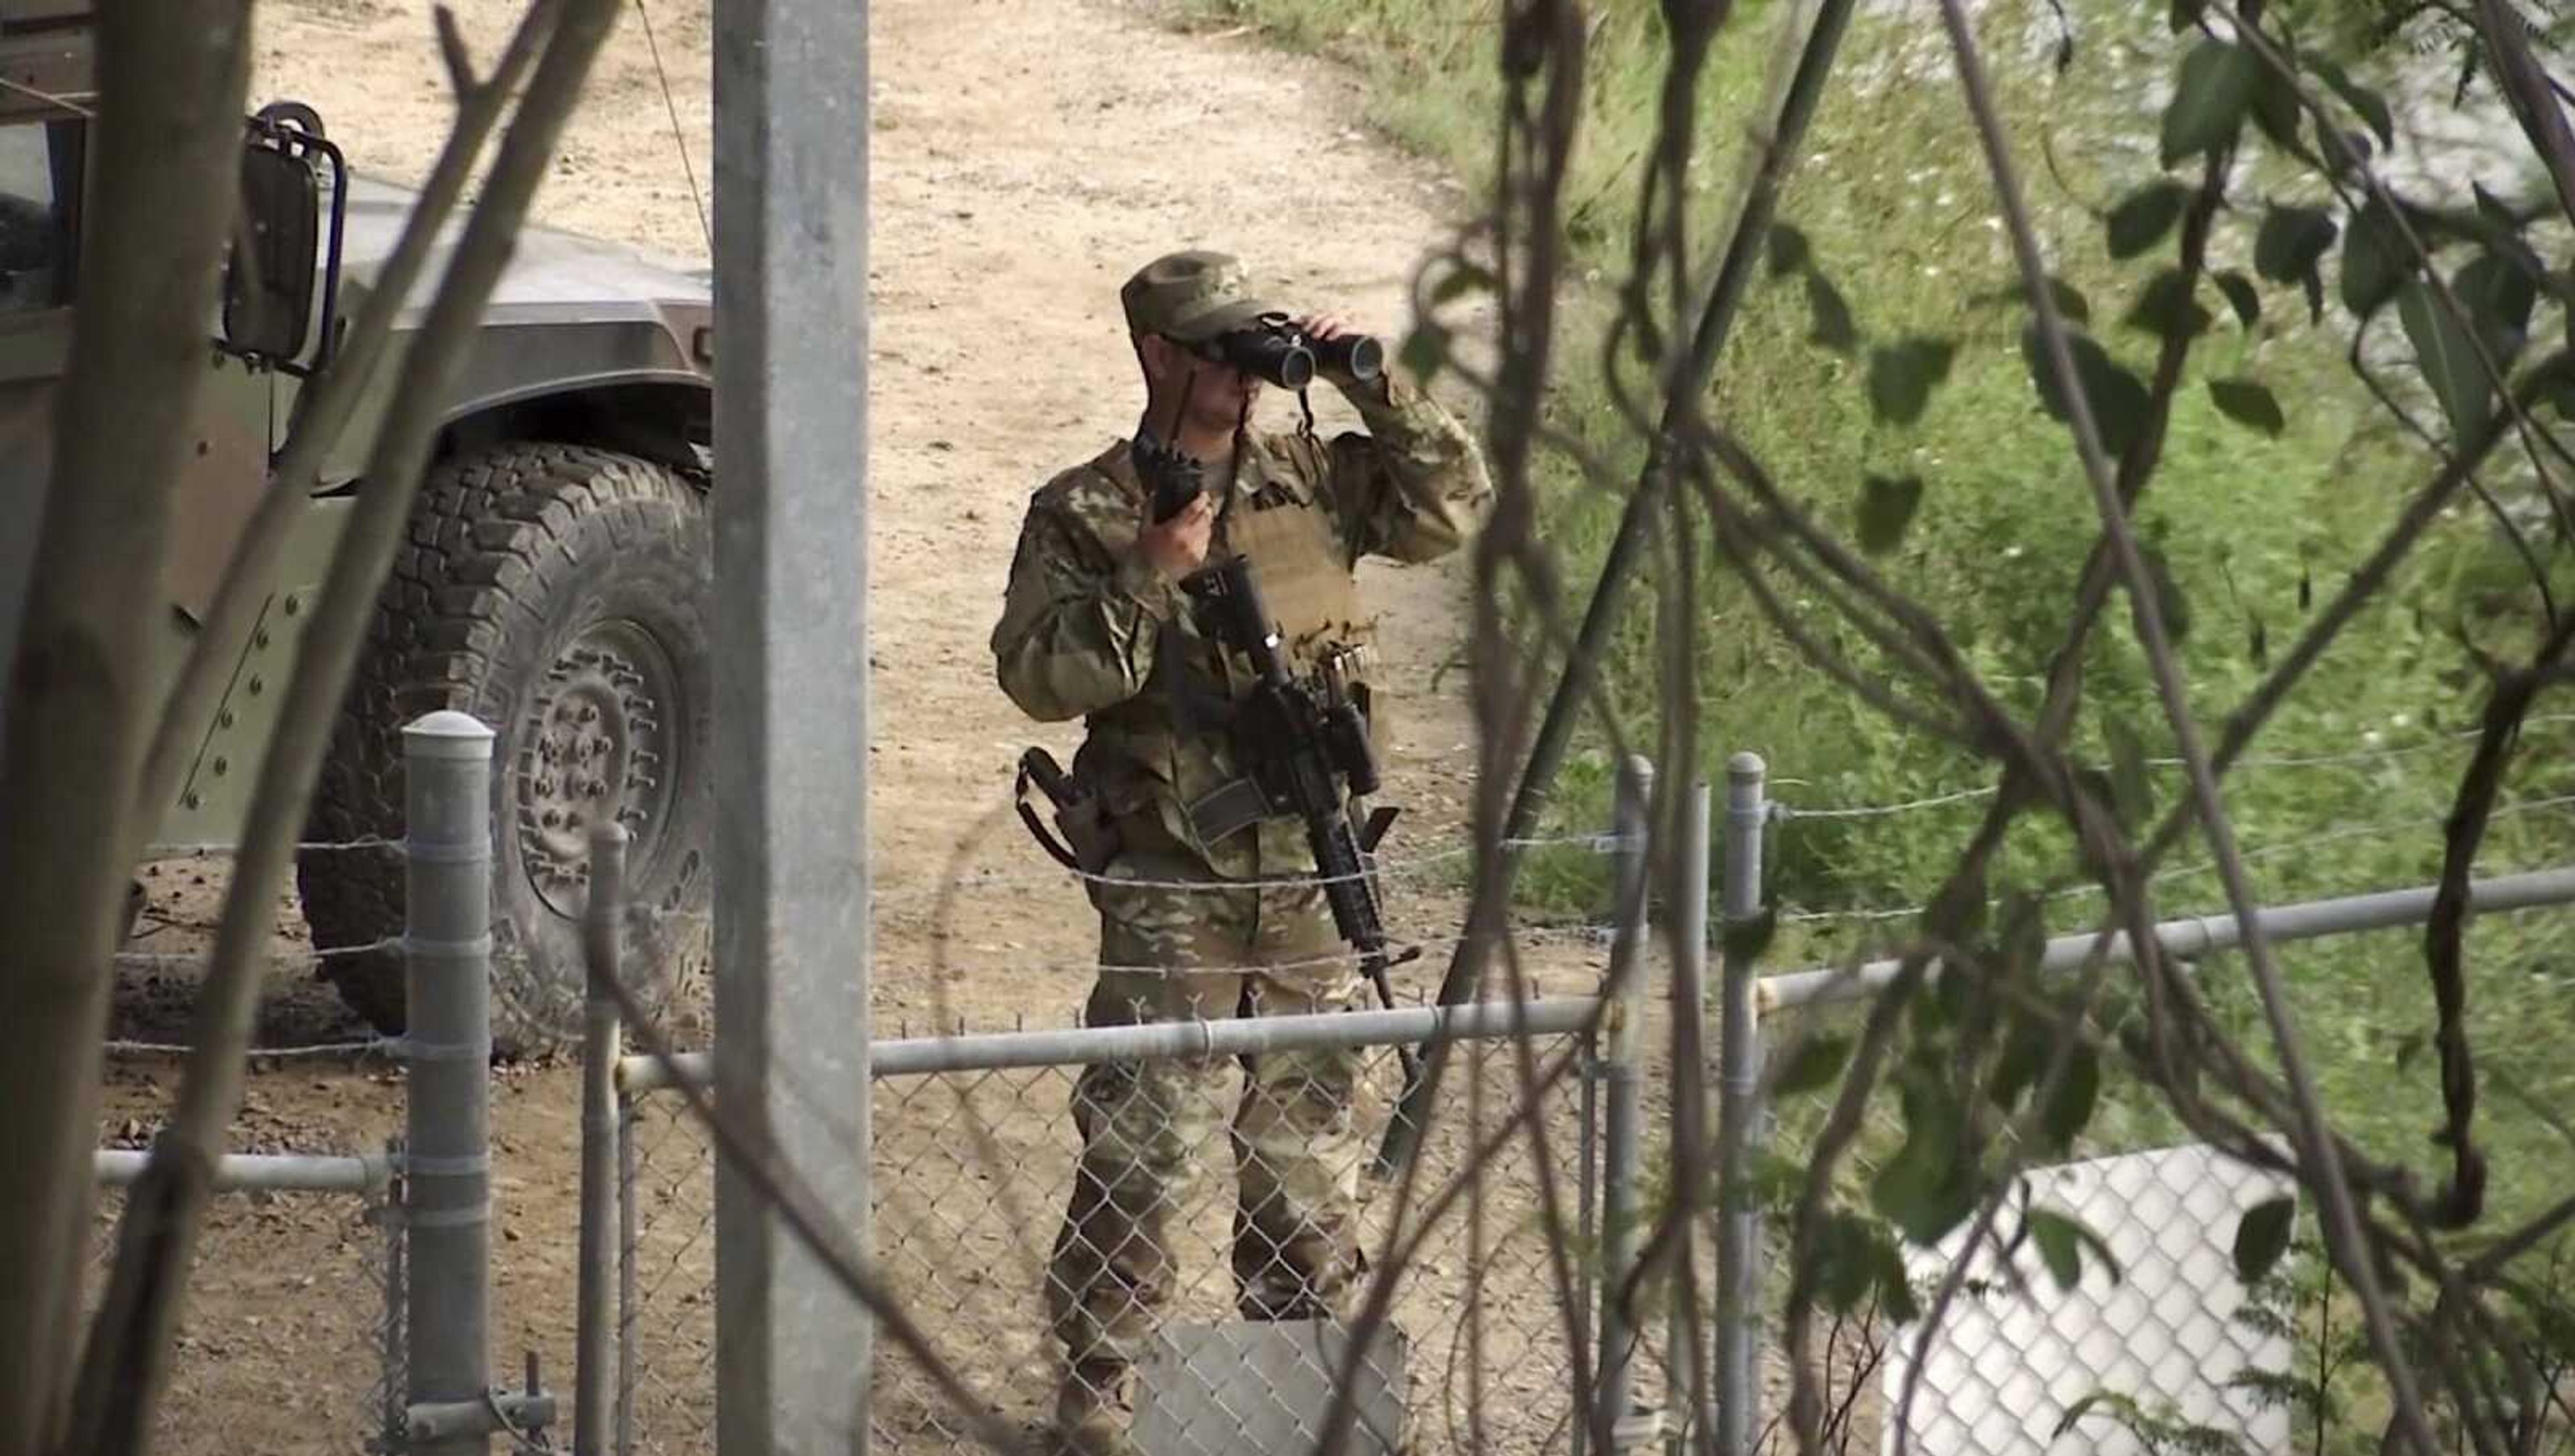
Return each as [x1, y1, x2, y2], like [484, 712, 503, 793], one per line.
[1185, 552, 1423, 1113]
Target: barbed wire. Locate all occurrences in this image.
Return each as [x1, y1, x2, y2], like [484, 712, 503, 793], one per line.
[1768, 713, 2575, 824]
[137, 836, 405, 859]
[101, 1035, 400, 1060]
[861, 828, 1635, 910]
[1777, 794, 2575, 927]
[113, 934, 405, 971]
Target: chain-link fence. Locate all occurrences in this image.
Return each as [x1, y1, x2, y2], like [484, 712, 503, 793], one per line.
[616, 1013, 1605, 1455]
[1733, 750, 2575, 1456]
[84, 1166, 403, 1456]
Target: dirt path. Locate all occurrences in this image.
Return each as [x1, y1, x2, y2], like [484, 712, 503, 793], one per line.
[101, 4, 1613, 1451]
[241, 0, 1515, 1036]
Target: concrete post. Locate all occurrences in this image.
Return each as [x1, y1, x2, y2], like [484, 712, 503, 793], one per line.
[708, 0, 874, 1449]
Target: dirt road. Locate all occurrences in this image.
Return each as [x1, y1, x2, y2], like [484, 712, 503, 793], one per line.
[235, 0, 1507, 1034]
[99, 2, 1613, 1450]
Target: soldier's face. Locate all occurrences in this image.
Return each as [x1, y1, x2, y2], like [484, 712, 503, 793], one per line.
[1140, 333, 1262, 432]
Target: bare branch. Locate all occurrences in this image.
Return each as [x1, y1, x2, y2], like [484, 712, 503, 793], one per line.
[72, 6, 624, 1446]
[2419, 613, 2575, 1227]
[0, 7, 253, 1446]
[435, 5, 481, 98]
[1933, 2, 2440, 1449]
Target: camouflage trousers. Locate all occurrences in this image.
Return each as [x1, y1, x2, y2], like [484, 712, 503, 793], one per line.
[1045, 838, 1368, 1378]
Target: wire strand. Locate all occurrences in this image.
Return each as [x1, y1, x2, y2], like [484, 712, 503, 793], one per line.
[632, 0, 711, 255]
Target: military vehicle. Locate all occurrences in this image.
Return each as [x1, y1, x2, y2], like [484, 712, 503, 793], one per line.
[0, 3, 716, 1049]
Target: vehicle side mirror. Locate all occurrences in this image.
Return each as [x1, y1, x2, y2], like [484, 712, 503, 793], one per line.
[221, 140, 321, 363]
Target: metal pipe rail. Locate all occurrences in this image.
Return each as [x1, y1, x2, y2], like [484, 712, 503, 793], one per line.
[1760, 865, 2575, 1011]
[92, 1148, 389, 1194]
[618, 995, 1608, 1095]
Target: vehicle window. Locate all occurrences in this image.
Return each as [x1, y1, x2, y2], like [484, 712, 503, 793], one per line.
[0, 121, 72, 314]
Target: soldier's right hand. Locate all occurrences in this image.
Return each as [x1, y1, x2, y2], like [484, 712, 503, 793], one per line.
[1138, 490, 1214, 581]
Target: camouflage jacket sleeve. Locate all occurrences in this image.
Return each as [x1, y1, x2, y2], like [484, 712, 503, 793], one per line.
[1306, 376, 1493, 565]
[988, 473, 1180, 723]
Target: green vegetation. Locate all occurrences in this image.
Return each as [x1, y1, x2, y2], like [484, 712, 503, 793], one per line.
[1169, 0, 2575, 1437]
[1167, 0, 2570, 898]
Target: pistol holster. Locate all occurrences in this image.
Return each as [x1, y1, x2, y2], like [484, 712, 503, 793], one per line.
[1015, 747, 1123, 876]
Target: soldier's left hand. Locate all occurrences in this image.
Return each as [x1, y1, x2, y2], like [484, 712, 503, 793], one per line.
[1296, 312, 1353, 345]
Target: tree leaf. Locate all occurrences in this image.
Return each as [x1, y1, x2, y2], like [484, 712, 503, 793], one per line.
[2142, 542, 2193, 642]
[2213, 269, 2261, 328]
[2473, 181, 2522, 231]
[1813, 1212, 1880, 1314]
[2250, 68, 2303, 152]
[2107, 181, 2191, 261]
[2208, 377, 2286, 436]
[1871, 1075, 1981, 1246]
[2340, 200, 2409, 316]
[2234, 1196, 2297, 1282]
[1399, 322, 1449, 385]
[2395, 1030, 2427, 1072]
[2456, 251, 2537, 369]
[2045, 275, 2093, 324]
[1775, 1033, 1853, 1096]
[1770, 221, 1813, 278]
[2161, 40, 2259, 169]
[1991, 1013, 2051, 1111]
[1868, 337, 1957, 426]
[1857, 473, 1927, 554]
[2399, 279, 2491, 436]
[2250, 616, 2269, 667]
[2030, 1209, 2087, 1291]
[2255, 206, 2336, 286]
[2042, 1043, 2101, 1151]
[1806, 271, 1859, 355]
[2124, 268, 2216, 341]
[2055, 1391, 2110, 1439]
[2106, 716, 2155, 832]
[1874, 1239, 1922, 1323]
[1722, 904, 1778, 963]
[1972, 275, 2092, 322]
[1432, 261, 1497, 304]
[2020, 324, 2152, 459]
[2307, 49, 2394, 148]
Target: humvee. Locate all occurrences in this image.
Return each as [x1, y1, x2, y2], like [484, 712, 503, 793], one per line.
[0, 5, 717, 1049]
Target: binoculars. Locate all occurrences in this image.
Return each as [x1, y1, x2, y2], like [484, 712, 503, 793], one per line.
[1194, 312, 1384, 391]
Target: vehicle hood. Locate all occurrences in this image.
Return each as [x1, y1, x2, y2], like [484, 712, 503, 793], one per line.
[333, 172, 712, 330]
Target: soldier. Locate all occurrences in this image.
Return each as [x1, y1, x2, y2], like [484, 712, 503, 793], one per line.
[989, 248, 1491, 1453]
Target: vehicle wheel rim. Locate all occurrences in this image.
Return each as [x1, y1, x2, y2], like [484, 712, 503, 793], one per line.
[516, 619, 685, 922]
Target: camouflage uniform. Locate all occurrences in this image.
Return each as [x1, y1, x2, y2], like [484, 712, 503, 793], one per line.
[989, 251, 1491, 1434]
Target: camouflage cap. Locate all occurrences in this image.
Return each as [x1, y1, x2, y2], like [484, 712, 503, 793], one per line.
[1120, 249, 1286, 344]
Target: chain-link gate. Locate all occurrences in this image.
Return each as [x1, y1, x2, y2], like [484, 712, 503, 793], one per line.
[84, 1166, 404, 1456]
[614, 1011, 1604, 1455]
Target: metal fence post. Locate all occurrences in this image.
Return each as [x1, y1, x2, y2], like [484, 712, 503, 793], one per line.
[576, 824, 628, 1456]
[616, 1094, 639, 1456]
[1666, 778, 1713, 1456]
[1595, 756, 1655, 1453]
[403, 710, 495, 1456]
[1715, 753, 1769, 1456]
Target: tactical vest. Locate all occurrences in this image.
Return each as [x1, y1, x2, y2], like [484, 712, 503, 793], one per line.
[1076, 434, 1384, 867]
[1204, 441, 1376, 693]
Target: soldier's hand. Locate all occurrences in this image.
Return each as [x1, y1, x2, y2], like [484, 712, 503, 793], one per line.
[1138, 490, 1214, 581]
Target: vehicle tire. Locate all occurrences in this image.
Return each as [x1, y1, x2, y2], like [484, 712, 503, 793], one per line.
[296, 441, 715, 1054]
